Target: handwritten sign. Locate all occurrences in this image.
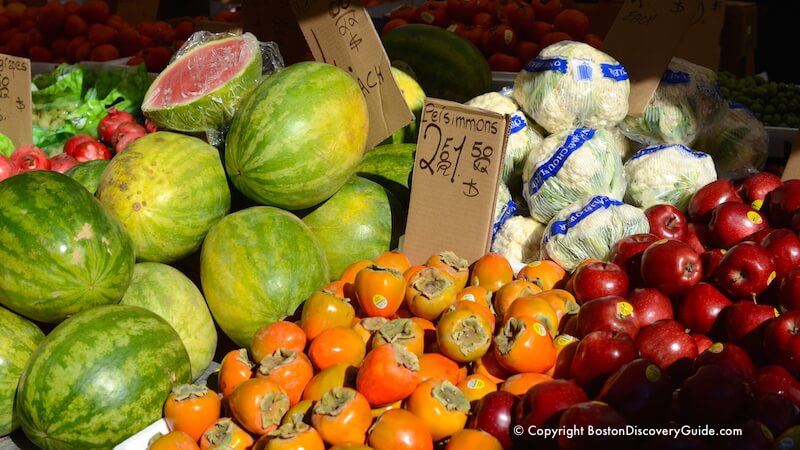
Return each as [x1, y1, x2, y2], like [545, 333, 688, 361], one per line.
[675, 0, 727, 69]
[402, 98, 509, 265]
[290, 0, 414, 149]
[603, 0, 701, 116]
[0, 54, 32, 148]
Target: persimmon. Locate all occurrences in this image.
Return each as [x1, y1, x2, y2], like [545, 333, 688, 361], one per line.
[302, 363, 359, 402]
[256, 349, 314, 405]
[502, 295, 560, 336]
[445, 429, 503, 450]
[371, 318, 425, 356]
[500, 372, 552, 396]
[218, 348, 254, 397]
[199, 418, 255, 450]
[148, 431, 200, 450]
[301, 289, 356, 340]
[457, 374, 497, 402]
[351, 316, 388, 346]
[308, 325, 367, 370]
[340, 259, 373, 284]
[516, 259, 567, 290]
[164, 384, 222, 442]
[368, 409, 433, 450]
[251, 320, 307, 363]
[450, 300, 496, 334]
[494, 316, 556, 374]
[406, 266, 458, 321]
[426, 251, 470, 291]
[374, 250, 412, 273]
[227, 377, 290, 435]
[437, 307, 493, 363]
[455, 285, 492, 310]
[493, 279, 542, 321]
[418, 352, 463, 385]
[356, 343, 419, 406]
[470, 253, 514, 292]
[472, 344, 511, 384]
[311, 387, 372, 446]
[406, 379, 470, 441]
[353, 264, 406, 318]
[253, 414, 325, 450]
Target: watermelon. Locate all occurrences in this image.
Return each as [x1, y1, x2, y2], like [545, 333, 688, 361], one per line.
[201, 206, 329, 347]
[0, 171, 135, 323]
[0, 306, 44, 436]
[141, 33, 263, 135]
[120, 262, 217, 380]
[96, 132, 231, 263]
[357, 143, 416, 206]
[381, 24, 492, 103]
[302, 176, 394, 280]
[387, 67, 425, 144]
[65, 159, 110, 194]
[15, 304, 191, 449]
[225, 61, 369, 210]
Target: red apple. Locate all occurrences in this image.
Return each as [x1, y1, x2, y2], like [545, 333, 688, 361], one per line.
[678, 364, 753, 427]
[635, 319, 698, 378]
[687, 179, 743, 223]
[699, 248, 726, 280]
[726, 300, 779, 361]
[763, 310, 800, 377]
[0, 154, 18, 181]
[780, 268, 800, 312]
[10, 146, 50, 172]
[685, 222, 711, 254]
[515, 379, 588, 447]
[707, 201, 769, 249]
[611, 233, 660, 286]
[712, 418, 774, 450]
[550, 338, 579, 380]
[677, 282, 732, 337]
[48, 152, 79, 173]
[753, 392, 800, 437]
[714, 241, 776, 300]
[765, 179, 800, 228]
[596, 358, 672, 426]
[571, 261, 629, 305]
[792, 210, 800, 234]
[760, 228, 800, 281]
[640, 239, 703, 298]
[738, 171, 782, 211]
[568, 330, 638, 394]
[755, 364, 800, 407]
[556, 401, 629, 450]
[645, 204, 688, 241]
[72, 140, 111, 163]
[626, 287, 673, 328]
[575, 295, 640, 339]
[691, 333, 713, 354]
[468, 390, 518, 450]
[691, 341, 757, 382]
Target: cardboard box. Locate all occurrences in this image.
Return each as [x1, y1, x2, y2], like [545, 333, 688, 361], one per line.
[719, 1, 758, 76]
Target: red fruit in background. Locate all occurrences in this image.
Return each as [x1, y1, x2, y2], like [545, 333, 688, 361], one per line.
[112, 121, 147, 153]
[90, 44, 120, 62]
[760, 228, 800, 282]
[626, 287, 673, 328]
[708, 201, 769, 249]
[481, 25, 518, 55]
[0, 155, 18, 181]
[486, 53, 521, 72]
[531, 0, 562, 22]
[477, 0, 500, 14]
[765, 179, 800, 228]
[691, 334, 713, 354]
[644, 204, 688, 241]
[635, 319, 698, 376]
[448, 23, 485, 48]
[539, 31, 572, 48]
[500, 0, 535, 33]
[445, 0, 479, 22]
[692, 342, 757, 382]
[583, 33, 603, 50]
[468, 390, 518, 450]
[79, 0, 111, 24]
[596, 359, 672, 426]
[72, 140, 110, 162]
[472, 11, 497, 28]
[63, 135, 96, 157]
[678, 364, 753, 427]
[87, 23, 117, 46]
[98, 109, 137, 143]
[611, 232, 660, 286]
[382, 18, 407, 35]
[738, 171, 782, 211]
[525, 20, 552, 41]
[568, 330, 638, 394]
[556, 401, 628, 450]
[571, 261, 629, 305]
[415, 1, 450, 27]
[144, 117, 160, 134]
[575, 295, 639, 339]
[515, 379, 588, 429]
[140, 46, 173, 73]
[780, 268, 800, 312]
[640, 239, 703, 298]
[687, 179, 743, 223]
[553, 8, 589, 40]
[763, 310, 800, 377]
[49, 152, 79, 173]
[714, 241, 776, 300]
[755, 364, 800, 407]
[512, 40, 540, 65]
[173, 20, 194, 40]
[726, 300, 778, 361]
[11, 146, 50, 172]
[677, 282, 732, 337]
[64, 14, 88, 38]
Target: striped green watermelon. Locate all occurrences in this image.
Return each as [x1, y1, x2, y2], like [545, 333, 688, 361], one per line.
[225, 61, 369, 210]
[201, 206, 329, 347]
[120, 262, 217, 380]
[64, 159, 110, 194]
[386, 67, 425, 144]
[0, 171, 135, 323]
[381, 24, 492, 103]
[0, 306, 44, 436]
[302, 176, 394, 280]
[357, 143, 416, 206]
[141, 33, 263, 134]
[15, 304, 191, 449]
[96, 132, 231, 263]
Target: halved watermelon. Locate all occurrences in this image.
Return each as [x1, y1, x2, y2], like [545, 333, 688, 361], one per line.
[141, 33, 263, 135]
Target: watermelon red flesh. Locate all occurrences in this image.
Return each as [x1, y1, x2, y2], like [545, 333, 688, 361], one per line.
[0, 171, 136, 323]
[15, 304, 191, 450]
[0, 306, 45, 436]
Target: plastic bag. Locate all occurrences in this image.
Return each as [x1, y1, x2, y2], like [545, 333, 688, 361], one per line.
[541, 195, 649, 272]
[491, 215, 546, 265]
[624, 144, 717, 211]
[141, 31, 284, 146]
[522, 127, 626, 224]
[619, 57, 726, 147]
[512, 40, 630, 134]
[693, 102, 768, 180]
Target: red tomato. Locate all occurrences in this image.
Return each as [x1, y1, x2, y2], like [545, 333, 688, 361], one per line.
[415, 1, 451, 27]
[477, 0, 500, 14]
[382, 18, 408, 35]
[368, 409, 434, 450]
[481, 24, 518, 55]
[553, 8, 590, 40]
[389, 4, 418, 22]
[446, 0, 480, 22]
[472, 11, 496, 28]
[513, 40, 541, 66]
[584, 33, 603, 50]
[540, 30, 572, 48]
[11, 146, 50, 172]
[164, 384, 222, 442]
[500, 0, 535, 33]
[532, 0, 562, 22]
[356, 343, 419, 406]
[447, 23, 485, 48]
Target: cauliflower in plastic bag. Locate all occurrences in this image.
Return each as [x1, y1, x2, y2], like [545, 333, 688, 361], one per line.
[541, 195, 649, 272]
[624, 144, 717, 211]
[522, 127, 626, 224]
[619, 57, 726, 147]
[693, 102, 768, 180]
[512, 40, 630, 134]
[494, 182, 518, 234]
[492, 215, 545, 265]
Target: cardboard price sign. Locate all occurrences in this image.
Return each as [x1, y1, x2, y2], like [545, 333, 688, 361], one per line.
[402, 98, 509, 265]
[603, 0, 701, 116]
[676, 0, 727, 69]
[290, 0, 414, 149]
[0, 54, 32, 148]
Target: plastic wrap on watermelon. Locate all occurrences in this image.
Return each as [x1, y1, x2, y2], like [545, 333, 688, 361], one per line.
[522, 127, 626, 225]
[541, 195, 649, 272]
[141, 31, 284, 146]
[624, 144, 717, 211]
[512, 40, 630, 134]
[692, 102, 768, 180]
[619, 57, 726, 147]
[491, 215, 546, 265]
[465, 92, 544, 190]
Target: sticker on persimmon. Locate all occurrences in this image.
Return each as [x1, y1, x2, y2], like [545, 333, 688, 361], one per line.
[467, 378, 485, 390]
[747, 211, 763, 224]
[461, 294, 475, 302]
[372, 295, 388, 309]
[533, 322, 547, 337]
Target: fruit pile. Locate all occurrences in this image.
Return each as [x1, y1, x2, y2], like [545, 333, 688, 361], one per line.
[717, 71, 800, 128]
[382, 0, 599, 72]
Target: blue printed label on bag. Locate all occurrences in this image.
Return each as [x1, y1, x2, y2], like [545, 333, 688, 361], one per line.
[629, 143, 710, 161]
[600, 63, 629, 81]
[523, 57, 568, 74]
[498, 86, 514, 97]
[662, 69, 691, 84]
[509, 113, 527, 135]
[492, 199, 519, 242]
[548, 196, 624, 237]
[529, 128, 596, 196]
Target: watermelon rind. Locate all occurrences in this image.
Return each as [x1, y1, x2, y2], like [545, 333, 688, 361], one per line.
[200, 206, 329, 347]
[120, 262, 218, 380]
[96, 132, 231, 264]
[15, 304, 191, 450]
[224, 61, 369, 210]
[0, 306, 44, 436]
[64, 159, 110, 194]
[0, 171, 136, 323]
[141, 33, 263, 135]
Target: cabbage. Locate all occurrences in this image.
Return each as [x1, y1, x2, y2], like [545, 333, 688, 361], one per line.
[491, 215, 545, 265]
[522, 127, 626, 224]
[512, 40, 630, 134]
[619, 57, 726, 146]
[624, 144, 717, 211]
[693, 102, 768, 180]
[541, 195, 649, 272]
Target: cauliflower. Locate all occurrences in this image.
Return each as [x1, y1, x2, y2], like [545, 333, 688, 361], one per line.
[693, 102, 768, 180]
[624, 144, 717, 211]
[609, 126, 635, 161]
[466, 92, 544, 190]
[541, 195, 649, 272]
[491, 215, 545, 265]
[512, 40, 630, 134]
[619, 57, 726, 146]
[522, 127, 626, 224]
